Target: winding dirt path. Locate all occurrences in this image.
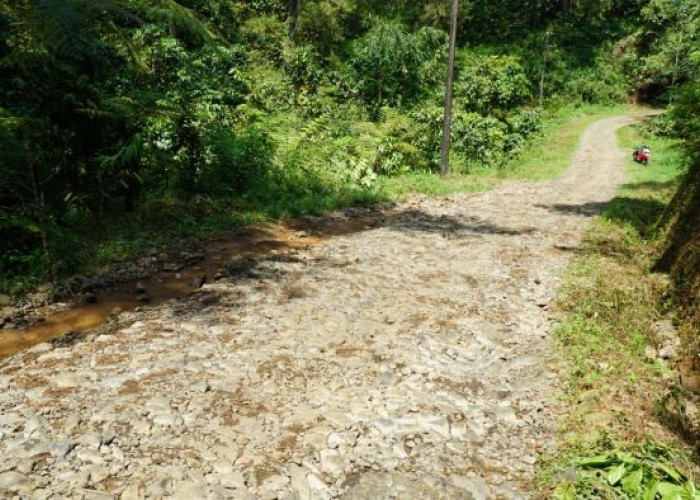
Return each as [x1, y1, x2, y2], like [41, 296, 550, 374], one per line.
[0, 116, 640, 499]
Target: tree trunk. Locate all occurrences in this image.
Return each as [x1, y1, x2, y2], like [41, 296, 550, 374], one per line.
[289, 0, 301, 40]
[29, 161, 53, 280]
[671, 30, 683, 96]
[440, 0, 459, 177]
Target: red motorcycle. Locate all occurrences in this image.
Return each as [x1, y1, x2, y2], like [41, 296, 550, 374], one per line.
[633, 145, 651, 165]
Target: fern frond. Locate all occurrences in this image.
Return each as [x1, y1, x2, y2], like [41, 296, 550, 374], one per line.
[135, 0, 217, 45]
[30, 0, 92, 58]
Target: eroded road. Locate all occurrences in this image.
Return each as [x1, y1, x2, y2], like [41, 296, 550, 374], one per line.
[0, 116, 639, 499]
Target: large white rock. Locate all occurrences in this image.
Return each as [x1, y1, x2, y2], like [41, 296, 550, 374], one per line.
[53, 372, 89, 388]
[0, 471, 32, 492]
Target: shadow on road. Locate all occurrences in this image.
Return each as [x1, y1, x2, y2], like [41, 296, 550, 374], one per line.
[536, 191, 668, 238]
[388, 210, 538, 237]
[535, 202, 609, 218]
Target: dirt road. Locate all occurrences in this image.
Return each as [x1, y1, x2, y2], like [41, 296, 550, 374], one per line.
[0, 116, 639, 499]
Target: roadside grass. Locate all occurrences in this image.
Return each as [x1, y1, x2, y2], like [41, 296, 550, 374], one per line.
[377, 169, 499, 198]
[2, 103, 641, 292]
[540, 123, 697, 497]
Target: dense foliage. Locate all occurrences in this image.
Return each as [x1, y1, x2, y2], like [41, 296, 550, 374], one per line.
[0, 0, 696, 287]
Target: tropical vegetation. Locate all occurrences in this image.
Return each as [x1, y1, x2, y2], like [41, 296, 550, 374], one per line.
[1, 0, 696, 289]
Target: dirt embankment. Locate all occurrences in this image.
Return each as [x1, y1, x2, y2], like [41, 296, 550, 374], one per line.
[656, 160, 700, 327]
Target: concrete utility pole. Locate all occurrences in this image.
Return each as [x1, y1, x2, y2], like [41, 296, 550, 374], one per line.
[539, 31, 550, 108]
[440, 0, 459, 177]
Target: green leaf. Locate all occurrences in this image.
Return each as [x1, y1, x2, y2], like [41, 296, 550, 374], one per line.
[684, 481, 699, 498]
[617, 452, 639, 465]
[621, 468, 644, 494]
[644, 479, 660, 500]
[658, 464, 685, 483]
[658, 481, 684, 500]
[577, 453, 614, 468]
[607, 463, 627, 486]
[552, 483, 577, 500]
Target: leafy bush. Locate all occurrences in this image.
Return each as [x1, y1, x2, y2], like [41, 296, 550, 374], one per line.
[239, 15, 287, 62]
[408, 102, 539, 170]
[507, 108, 543, 137]
[201, 126, 276, 195]
[282, 44, 323, 92]
[407, 103, 445, 168]
[373, 137, 421, 175]
[453, 113, 508, 166]
[295, 0, 354, 58]
[505, 108, 543, 155]
[244, 65, 294, 111]
[350, 20, 434, 107]
[330, 152, 378, 188]
[563, 65, 629, 104]
[455, 55, 531, 114]
[413, 27, 449, 89]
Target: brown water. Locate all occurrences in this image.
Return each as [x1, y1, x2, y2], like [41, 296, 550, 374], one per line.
[0, 218, 373, 359]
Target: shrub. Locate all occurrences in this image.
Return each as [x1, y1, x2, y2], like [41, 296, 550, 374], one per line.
[505, 108, 543, 154]
[239, 15, 287, 62]
[453, 112, 508, 166]
[295, 0, 351, 58]
[282, 43, 323, 92]
[407, 102, 445, 167]
[373, 137, 421, 175]
[245, 65, 294, 111]
[407, 102, 525, 170]
[202, 126, 276, 195]
[507, 108, 542, 137]
[350, 20, 433, 107]
[563, 66, 629, 103]
[455, 55, 531, 114]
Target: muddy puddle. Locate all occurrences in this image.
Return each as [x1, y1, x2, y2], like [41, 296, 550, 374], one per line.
[0, 217, 376, 359]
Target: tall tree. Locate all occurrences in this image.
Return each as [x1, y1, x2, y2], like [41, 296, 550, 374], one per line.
[289, 0, 301, 40]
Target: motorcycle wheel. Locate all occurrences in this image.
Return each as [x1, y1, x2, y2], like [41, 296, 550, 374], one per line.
[633, 152, 639, 162]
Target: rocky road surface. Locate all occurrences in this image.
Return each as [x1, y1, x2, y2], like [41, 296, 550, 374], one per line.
[0, 116, 638, 499]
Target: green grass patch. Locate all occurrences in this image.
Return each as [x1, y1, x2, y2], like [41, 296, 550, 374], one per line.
[540, 122, 697, 496]
[377, 169, 498, 198]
